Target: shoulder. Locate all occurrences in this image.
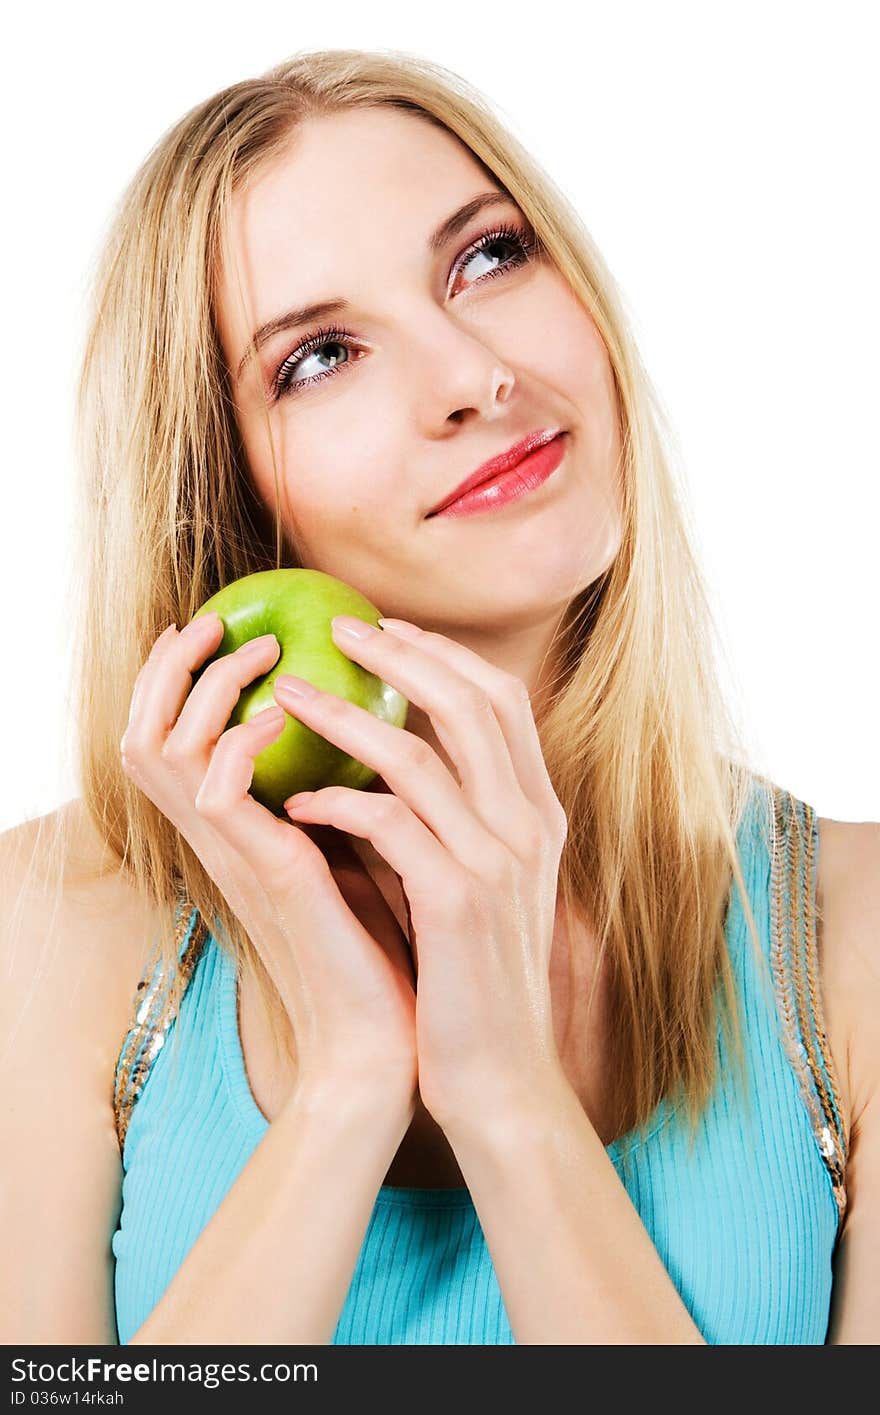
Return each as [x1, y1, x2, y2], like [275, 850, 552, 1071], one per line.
[0, 803, 162, 1341]
[0, 798, 162, 1084]
[815, 816, 880, 1144]
[814, 816, 880, 1341]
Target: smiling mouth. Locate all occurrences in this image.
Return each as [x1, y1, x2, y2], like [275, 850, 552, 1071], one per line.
[425, 428, 565, 518]
[425, 431, 568, 519]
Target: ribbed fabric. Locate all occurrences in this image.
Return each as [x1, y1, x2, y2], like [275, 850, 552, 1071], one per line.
[111, 779, 846, 1344]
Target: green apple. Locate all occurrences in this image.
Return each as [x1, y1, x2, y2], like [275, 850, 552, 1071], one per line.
[189, 569, 408, 817]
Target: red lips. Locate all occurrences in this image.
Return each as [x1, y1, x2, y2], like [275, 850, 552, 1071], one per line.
[426, 428, 565, 517]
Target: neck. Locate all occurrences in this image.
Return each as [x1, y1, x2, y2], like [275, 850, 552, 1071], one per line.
[377, 607, 570, 781]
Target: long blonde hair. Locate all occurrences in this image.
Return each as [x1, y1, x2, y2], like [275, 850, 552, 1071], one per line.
[32, 48, 773, 1162]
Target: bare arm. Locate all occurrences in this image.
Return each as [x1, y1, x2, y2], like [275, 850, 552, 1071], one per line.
[441, 1071, 705, 1344]
[819, 821, 880, 1344]
[0, 808, 414, 1346]
[1, 808, 152, 1344]
[128, 1080, 411, 1345]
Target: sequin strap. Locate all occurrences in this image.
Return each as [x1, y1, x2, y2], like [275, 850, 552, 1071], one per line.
[112, 895, 209, 1156]
[768, 785, 849, 1232]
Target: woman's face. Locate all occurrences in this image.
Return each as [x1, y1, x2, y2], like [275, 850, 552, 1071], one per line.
[215, 106, 623, 645]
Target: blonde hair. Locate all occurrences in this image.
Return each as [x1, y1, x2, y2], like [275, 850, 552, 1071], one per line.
[30, 48, 774, 1165]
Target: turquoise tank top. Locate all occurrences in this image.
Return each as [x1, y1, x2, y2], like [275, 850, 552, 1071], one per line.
[110, 778, 849, 1344]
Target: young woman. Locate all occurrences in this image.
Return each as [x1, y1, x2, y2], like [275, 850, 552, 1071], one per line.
[2, 48, 877, 1346]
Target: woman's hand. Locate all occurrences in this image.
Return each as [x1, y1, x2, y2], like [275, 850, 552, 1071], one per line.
[119, 614, 418, 1111]
[273, 613, 570, 1134]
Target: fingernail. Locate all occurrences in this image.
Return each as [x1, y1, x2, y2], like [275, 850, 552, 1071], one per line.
[184, 613, 220, 636]
[332, 615, 376, 639]
[239, 633, 278, 656]
[285, 791, 314, 810]
[275, 673, 319, 699]
[376, 617, 420, 638]
[252, 705, 286, 729]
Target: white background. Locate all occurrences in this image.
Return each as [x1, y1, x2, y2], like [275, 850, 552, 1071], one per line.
[2, 0, 877, 833]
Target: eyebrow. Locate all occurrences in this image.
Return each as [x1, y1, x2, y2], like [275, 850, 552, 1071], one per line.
[234, 189, 516, 384]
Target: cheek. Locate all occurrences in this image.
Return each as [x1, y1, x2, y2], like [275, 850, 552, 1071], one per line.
[249, 418, 395, 528]
[534, 297, 623, 475]
[516, 281, 612, 394]
[551, 306, 619, 423]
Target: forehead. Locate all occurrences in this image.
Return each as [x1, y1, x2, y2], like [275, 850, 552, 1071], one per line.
[216, 108, 497, 338]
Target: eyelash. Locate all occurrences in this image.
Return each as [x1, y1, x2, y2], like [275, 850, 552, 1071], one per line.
[271, 220, 540, 401]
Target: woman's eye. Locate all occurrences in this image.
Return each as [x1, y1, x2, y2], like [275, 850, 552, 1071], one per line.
[452, 227, 533, 293]
[273, 327, 356, 399]
[287, 341, 347, 387]
[272, 223, 536, 400]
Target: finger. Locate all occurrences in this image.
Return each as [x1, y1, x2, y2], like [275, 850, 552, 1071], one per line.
[375, 618, 563, 822]
[193, 706, 335, 900]
[197, 716, 419, 989]
[123, 619, 313, 888]
[273, 675, 500, 869]
[126, 614, 225, 746]
[169, 633, 282, 773]
[123, 621, 178, 734]
[283, 785, 470, 918]
[324, 619, 530, 848]
[123, 624, 395, 988]
[327, 853, 416, 986]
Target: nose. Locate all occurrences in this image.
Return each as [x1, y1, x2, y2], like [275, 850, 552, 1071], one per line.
[449, 363, 516, 426]
[406, 307, 517, 429]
